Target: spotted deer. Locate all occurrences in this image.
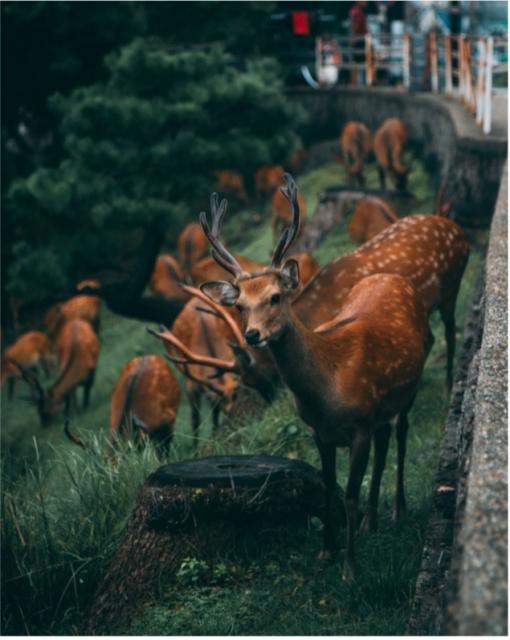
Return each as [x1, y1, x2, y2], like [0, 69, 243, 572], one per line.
[339, 121, 372, 187]
[373, 118, 409, 192]
[149, 254, 188, 302]
[293, 211, 469, 390]
[17, 319, 100, 426]
[44, 280, 102, 339]
[177, 222, 210, 281]
[173, 175, 429, 580]
[1, 331, 57, 399]
[110, 355, 181, 452]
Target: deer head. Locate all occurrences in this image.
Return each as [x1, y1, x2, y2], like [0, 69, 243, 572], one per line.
[201, 174, 302, 348]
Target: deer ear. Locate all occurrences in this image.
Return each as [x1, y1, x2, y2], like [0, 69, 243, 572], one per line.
[280, 259, 300, 290]
[200, 281, 240, 306]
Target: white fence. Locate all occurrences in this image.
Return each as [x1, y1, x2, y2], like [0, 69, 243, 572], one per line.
[309, 33, 507, 134]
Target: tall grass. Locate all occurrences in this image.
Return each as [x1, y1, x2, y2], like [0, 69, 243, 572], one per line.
[1, 157, 485, 635]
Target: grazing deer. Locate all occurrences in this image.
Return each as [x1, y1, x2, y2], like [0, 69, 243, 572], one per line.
[1, 331, 56, 399]
[177, 222, 210, 281]
[339, 121, 372, 187]
[254, 164, 285, 200]
[18, 319, 100, 426]
[44, 280, 102, 339]
[215, 170, 248, 204]
[110, 355, 181, 452]
[181, 176, 429, 580]
[373, 118, 409, 192]
[149, 254, 188, 302]
[272, 187, 307, 244]
[348, 197, 399, 246]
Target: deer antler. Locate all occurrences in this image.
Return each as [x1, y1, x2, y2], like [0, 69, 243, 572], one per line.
[271, 173, 301, 267]
[199, 193, 245, 279]
[148, 326, 239, 374]
[179, 284, 245, 346]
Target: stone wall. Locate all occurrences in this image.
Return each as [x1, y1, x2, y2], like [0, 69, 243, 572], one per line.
[290, 87, 507, 227]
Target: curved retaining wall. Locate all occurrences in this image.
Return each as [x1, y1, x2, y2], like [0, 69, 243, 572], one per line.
[290, 87, 507, 227]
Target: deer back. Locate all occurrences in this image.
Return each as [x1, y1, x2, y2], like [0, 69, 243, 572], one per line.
[1, 331, 54, 382]
[293, 214, 469, 329]
[149, 254, 188, 301]
[373, 118, 408, 176]
[340, 121, 372, 176]
[110, 355, 181, 438]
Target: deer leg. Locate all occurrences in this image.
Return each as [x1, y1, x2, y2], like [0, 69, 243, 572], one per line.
[189, 389, 202, 452]
[83, 370, 95, 410]
[439, 303, 456, 391]
[360, 423, 391, 534]
[316, 439, 338, 560]
[393, 404, 413, 521]
[343, 430, 371, 581]
[377, 166, 386, 191]
[211, 401, 222, 435]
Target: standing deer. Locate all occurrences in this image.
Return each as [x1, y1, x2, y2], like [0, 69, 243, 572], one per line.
[1, 331, 56, 399]
[110, 355, 181, 452]
[177, 222, 210, 282]
[172, 177, 429, 580]
[149, 254, 188, 302]
[339, 121, 372, 187]
[18, 319, 100, 426]
[373, 118, 409, 192]
[44, 279, 102, 339]
[215, 170, 248, 204]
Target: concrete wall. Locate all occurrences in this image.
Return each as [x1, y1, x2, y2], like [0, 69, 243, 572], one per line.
[290, 87, 507, 227]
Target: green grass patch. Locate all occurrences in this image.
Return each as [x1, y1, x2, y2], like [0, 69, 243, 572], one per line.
[1, 156, 486, 635]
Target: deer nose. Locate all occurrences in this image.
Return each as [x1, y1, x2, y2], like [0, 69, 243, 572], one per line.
[245, 329, 261, 346]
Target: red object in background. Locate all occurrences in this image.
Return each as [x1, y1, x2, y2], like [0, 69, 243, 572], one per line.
[292, 11, 310, 36]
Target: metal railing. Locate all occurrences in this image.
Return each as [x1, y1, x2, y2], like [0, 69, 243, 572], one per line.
[309, 32, 507, 134]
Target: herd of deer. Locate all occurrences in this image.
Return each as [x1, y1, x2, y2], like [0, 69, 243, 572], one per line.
[2, 117, 470, 580]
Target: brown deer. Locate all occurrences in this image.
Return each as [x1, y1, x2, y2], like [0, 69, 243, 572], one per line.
[373, 118, 409, 192]
[1, 331, 57, 399]
[254, 164, 285, 200]
[18, 319, 100, 426]
[215, 170, 248, 204]
[178, 176, 429, 580]
[339, 121, 372, 187]
[149, 254, 188, 302]
[110, 355, 181, 452]
[177, 222, 210, 281]
[272, 187, 307, 244]
[348, 197, 399, 246]
[44, 279, 102, 339]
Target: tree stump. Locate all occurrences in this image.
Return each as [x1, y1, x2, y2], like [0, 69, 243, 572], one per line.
[86, 454, 344, 635]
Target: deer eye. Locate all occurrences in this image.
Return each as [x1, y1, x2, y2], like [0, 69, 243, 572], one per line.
[270, 293, 281, 306]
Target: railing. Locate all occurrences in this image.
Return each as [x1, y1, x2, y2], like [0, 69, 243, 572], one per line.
[308, 32, 507, 134]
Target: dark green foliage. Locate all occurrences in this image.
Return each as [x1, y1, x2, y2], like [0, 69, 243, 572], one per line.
[6, 40, 305, 305]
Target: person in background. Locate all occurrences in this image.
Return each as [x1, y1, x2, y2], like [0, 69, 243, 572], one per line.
[350, 1, 368, 84]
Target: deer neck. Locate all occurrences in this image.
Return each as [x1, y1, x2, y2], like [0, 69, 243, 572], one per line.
[268, 308, 330, 399]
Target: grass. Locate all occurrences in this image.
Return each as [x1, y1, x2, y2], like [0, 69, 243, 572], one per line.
[1, 155, 485, 635]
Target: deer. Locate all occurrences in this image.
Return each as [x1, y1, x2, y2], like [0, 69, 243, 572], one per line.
[339, 121, 372, 188]
[1, 331, 57, 399]
[16, 319, 100, 426]
[177, 222, 210, 282]
[373, 118, 409, 192]
[110, 355, 181, 453]
[152, 284, 277, 447]
[44, 279, 102, 339]
[254, 164, 285, 200]
[348, 197, 399, 246]
[149, 254, 189, 302]
[272, 187, 307, 244]
[348, 181, 455, 247]
[215, 170, 248, 204]
[153, 176, 429, 581]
